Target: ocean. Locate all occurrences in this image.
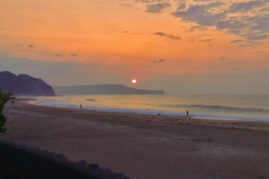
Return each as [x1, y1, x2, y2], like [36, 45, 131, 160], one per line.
[33, 95, 269, 122]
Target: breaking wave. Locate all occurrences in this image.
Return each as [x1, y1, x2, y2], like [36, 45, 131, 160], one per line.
[164, 104, 269, 113]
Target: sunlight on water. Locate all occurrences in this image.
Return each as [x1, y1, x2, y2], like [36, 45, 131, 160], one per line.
[34, 95, 269, 122]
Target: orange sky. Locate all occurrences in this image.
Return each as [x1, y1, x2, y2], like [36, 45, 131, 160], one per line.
[0, 0, 269, 94]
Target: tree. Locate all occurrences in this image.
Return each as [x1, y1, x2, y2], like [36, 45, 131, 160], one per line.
[0, 87, 12, 133]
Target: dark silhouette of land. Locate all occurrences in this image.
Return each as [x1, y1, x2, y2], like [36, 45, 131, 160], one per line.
[54, 84, 164, 95]
[0, 71, 55, 96]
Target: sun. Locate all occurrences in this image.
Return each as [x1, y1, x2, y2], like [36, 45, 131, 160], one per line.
[131, 79, 137, 84]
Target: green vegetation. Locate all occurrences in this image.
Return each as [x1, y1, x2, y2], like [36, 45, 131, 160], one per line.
[0, 87, 12, 133]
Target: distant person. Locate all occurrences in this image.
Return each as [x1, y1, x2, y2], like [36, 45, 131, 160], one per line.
[80, 104, 82, 109]
[11, 100, 15, 106]
[186, 110, 189, 117]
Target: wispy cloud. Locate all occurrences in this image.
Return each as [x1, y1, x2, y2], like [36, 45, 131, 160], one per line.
[153, 59, 166, 63]
[54, 53, 63, 57]
[172, 2, 225, 26]
[154, 32, 181, 40]
[146, 2, 171, 13]
[230, 40, 244, 44]
[228, 1, 266, 13]
[214, 56, 246, 72]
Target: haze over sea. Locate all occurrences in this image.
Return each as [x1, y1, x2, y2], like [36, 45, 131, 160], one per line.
[34, 94, 269, 122]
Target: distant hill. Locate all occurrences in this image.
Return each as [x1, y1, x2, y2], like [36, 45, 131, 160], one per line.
[54, 84, 164, 95]
[0, 71, 55, 96]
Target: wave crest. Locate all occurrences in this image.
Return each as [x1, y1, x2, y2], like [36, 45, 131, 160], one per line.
[166, 104, 269, 113]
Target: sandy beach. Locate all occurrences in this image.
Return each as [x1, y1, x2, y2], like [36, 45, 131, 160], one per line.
[1, 100, 269, 179]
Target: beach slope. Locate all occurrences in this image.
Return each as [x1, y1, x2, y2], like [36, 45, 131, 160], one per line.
[1, 100, 269, 179]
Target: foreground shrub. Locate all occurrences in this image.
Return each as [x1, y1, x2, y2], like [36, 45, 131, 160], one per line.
[0, 87, 12, 133]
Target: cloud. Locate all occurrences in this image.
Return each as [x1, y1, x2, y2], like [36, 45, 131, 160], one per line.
[134, 0, 267, 41]
[54, 53, 63, 57]
[153, 59, 166, 63]
[28, 44, 34, 48]
[176, 3, 186, 11]
[71, 54, 78, 56]
[216, 19, 247, 35]
[146, 2, 171, 13]
[220, 56, 227, 60]
[172, 2, 225, 26]
[246, 14, 269, 33]
[247, 33, 268, 40]
[228, 1, 266, 13]
[215, 56, 245, 72]
[171, 1, 269, 41]
[230, 40, 244, 44]
[154, 32, 181, 40]
[218, 56, 242, 64]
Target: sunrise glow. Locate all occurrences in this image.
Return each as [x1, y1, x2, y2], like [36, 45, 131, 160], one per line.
[131, 79, 137, 84]
[1, 1, 269, 178]
[0, 0, 268, 94]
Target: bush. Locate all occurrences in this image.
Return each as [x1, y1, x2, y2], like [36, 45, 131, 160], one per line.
[0, 87, 12, 133]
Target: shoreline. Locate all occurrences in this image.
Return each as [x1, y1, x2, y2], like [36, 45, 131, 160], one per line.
[31, 96, 269, 123]
[2, 99, 269, 178]
[26, 99, 269, 132]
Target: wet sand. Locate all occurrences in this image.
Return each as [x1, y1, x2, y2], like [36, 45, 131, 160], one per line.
[1, 100, 269, 179]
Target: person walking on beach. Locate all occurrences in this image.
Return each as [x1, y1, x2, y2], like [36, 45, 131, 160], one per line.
[186, 110, 189, 117]
[80, 104, 82, 109]
[11, 100, 15, 107]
